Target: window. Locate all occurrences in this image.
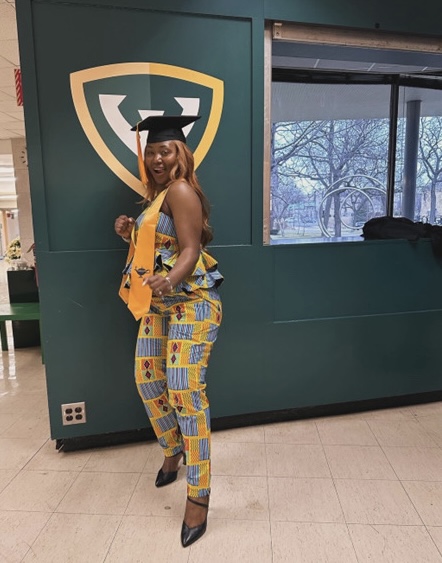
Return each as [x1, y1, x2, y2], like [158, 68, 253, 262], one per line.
[266, 28, 442, 245]
[271, 79, 390, 241]
[395, 84, 442, 225]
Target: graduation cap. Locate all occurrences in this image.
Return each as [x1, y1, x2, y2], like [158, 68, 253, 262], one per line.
[131, 115, 201, 186]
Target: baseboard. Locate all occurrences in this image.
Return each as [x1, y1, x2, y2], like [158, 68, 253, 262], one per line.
[56, 389, 442, 452]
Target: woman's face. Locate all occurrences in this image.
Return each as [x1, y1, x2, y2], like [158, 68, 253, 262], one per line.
[145, 141, 177, 186]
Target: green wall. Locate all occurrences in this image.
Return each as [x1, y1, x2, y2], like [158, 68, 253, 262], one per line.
[16, 0, 442, 440]
[265, 0, 441, 35]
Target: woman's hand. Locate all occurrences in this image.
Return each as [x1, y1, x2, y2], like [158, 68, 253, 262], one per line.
[142, 274, 174, 296]
[114, 215, 135, 239]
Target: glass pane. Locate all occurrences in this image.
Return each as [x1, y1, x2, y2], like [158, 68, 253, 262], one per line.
[394, 86, 442, 224]
[271, 82, 390, 243]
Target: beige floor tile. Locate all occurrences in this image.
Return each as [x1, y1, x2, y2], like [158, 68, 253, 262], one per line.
[367, 419, 437, 447]
[9, 376, 46, 392]
[105, 515, 189, 563]
[0, 469, 17, 493]
[0, 393, 45, 416]
[212, 425, 265, 443]
[6, 379, 45, 395]
[83, 442, 150, 473]
[403, 481, 442, 526]
[0, 412, 21, 434]
[266, 444, 330, 478]
[56, 471, 139, 515]
[2, 414, 50, 440]
[188, 519, 272, 563]
[405, 401, 442, 418]
[272, 522, 358, 563]
[1, 373, 43, 386]
[264, 420, 321, 445]
[211, 442, 267, 477]
[128, 473, 269, 522]
[0, 384, 40, 398]
[335, 479, 421, 525]
[11, 388, 46, 399]
[22, 513, 121, 563]
[0, 437, 46, 470]
[348, 524, 442, 563]
[141, 441, 171, 474]
[0, 510, 51, 563]
[316, 419, 377, 445]
[427, 526, 442, 554]
[210, 475, 269, 521]
[0, 470, 78, 512]
[268, 477, 344, 523]
[24, 439, 92, 472]
[125, 473, 186, 518]
[383, 447, 442, 481]
[418, 415, 442, 448]
[5, 322, 442, 562]
[324, 445, 397, 480]
[0, 380, 17, 395]
[12, 383, 45, 394]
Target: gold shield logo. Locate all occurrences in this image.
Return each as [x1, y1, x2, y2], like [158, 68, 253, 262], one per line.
[70, 63, 224, 196]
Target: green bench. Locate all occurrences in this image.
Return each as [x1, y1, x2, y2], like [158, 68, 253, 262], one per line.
[0, 302, 41, 351]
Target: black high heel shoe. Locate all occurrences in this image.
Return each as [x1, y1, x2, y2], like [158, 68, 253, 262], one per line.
[155, 451, 186, 488]
[181, 496, 209, 548]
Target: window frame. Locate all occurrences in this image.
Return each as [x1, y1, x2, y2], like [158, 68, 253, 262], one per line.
[264, 23, 442, 245]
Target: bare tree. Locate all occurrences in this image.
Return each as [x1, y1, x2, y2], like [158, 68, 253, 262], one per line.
[419, 116, 442, 223]
[271, 122, 323, 230]
[272, 118, 389, 236]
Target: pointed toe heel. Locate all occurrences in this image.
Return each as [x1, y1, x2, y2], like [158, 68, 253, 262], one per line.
[155, 451, 185, 488]
[181, 497, 209, 548]
[155, 467, 178, 488]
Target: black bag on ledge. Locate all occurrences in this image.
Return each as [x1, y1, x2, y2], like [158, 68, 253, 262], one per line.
[362, 216, 442, 258]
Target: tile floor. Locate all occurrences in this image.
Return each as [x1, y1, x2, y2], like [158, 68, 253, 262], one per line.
[1, 268, 442, 561]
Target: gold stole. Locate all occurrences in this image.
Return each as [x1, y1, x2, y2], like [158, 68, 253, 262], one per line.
[119, 189, 169, 320]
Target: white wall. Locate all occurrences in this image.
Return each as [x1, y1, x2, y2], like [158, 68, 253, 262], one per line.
[11, 138, 34, 264]
[0, 138, 34, 261]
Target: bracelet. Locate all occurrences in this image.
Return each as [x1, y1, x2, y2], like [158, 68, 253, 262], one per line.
[165, 276, 174, 292]
[122, 236, 131, 243]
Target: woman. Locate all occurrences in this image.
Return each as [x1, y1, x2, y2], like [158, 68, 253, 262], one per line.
[114, 115, 223, 548]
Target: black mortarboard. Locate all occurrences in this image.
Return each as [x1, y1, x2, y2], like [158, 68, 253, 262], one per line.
[131, 115, 201, 187]
[130, 115, 201, 144]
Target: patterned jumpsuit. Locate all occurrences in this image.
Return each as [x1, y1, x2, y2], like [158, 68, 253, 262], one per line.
[133, 210, 223, 498]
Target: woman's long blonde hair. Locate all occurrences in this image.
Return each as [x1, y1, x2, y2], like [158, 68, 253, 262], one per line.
[143, 140, 213, 247]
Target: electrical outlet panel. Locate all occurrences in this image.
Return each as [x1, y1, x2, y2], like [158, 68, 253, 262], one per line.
[61, 402, 86, 425]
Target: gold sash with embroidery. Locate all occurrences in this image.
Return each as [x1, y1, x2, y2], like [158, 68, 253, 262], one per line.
[119, 189, 168, 320]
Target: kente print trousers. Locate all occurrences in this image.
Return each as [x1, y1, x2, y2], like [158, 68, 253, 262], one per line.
[134, 291, 222, 498]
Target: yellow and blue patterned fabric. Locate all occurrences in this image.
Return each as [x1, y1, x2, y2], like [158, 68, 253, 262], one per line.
[130, 202, 223, 498]
[154, 211, 224, 294]
[124, 208, 224, 304]
[135, 294, 222, 498]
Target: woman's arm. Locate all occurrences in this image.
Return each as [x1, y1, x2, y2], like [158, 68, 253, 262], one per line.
[145, 181, 202, 294]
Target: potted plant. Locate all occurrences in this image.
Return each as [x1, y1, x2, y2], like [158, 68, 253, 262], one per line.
[5, 238, 29, 270]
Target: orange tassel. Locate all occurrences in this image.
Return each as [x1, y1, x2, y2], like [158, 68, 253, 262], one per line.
[136, 124, 149, 187]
